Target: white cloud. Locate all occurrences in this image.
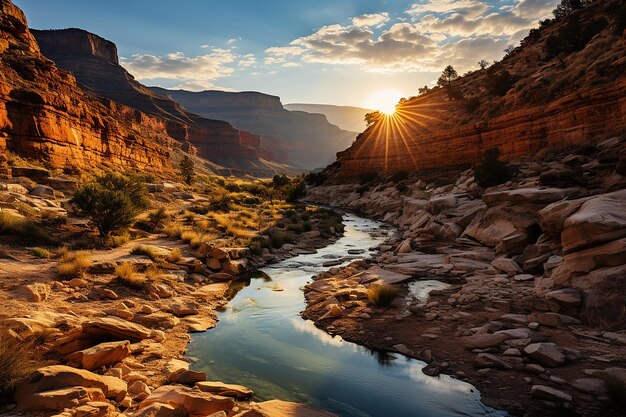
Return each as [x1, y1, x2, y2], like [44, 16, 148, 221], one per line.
[238, 53, 257, 67]
[352, 12, 390, 28]
[406, 0, 490, 18]
[121, 48, 236, 91]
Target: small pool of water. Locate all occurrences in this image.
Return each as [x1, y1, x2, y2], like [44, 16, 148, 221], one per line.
[187, 213, 507, 417]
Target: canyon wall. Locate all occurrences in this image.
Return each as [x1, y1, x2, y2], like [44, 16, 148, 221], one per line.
[31, 28, 280, 172]
[339, 78, 626, 176]
[0, 0, 173, 171]
[336, 0, 626, 177]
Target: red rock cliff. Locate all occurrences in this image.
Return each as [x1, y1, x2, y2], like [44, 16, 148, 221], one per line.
[0, 0, 173, 171]
[337, 0, 626, 176]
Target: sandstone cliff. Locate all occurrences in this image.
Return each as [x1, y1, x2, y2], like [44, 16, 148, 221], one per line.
[0, 0, 174, 172]
[30, 28, 287, 175]
[152, 88, 358, 170]
[336, 0, 626, 177]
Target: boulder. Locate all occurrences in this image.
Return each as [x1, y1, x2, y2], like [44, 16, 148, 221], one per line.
[545, 289, 581, 308]
[22, 283, 51, 302]
[461, 333, 510, 349]
[491, 258, 522, 275]
[101, 375, 127, 402]
[167, 369, 207, 385]
[82, 317, 152, 341]
[220, 259, 248, 275]
[131, 402, 187, 417]
[139, 386, 235, 416]
[252, 400, 340, 417]
[14, 365, 108, 410]
[396, 238, 412, 254]
[482, 187, 580, 206]
[524, 343, 565, 367]
[530, 385, 572, 402]
[29, 184, 55, 199]
[561, 190, 626, 254]
[196, 381, 253, 399]
[18, 387, 105, 411]
[68, 340, 131, 371]
[11, 166, 50, 179]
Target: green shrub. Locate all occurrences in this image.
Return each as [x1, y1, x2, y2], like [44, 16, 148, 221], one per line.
[71, 173, 149, 236]
[368, 283, 400, 307]
[147, 207, 169, 231]
[270, 231, 295, 248]
[473, 148, 511, 188]
[305, 172, 327, 186]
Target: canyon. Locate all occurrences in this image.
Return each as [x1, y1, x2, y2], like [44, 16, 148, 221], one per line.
[336, 0, 626, 177]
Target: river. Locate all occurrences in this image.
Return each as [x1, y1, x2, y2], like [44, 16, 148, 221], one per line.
[187, 213, 507, 417]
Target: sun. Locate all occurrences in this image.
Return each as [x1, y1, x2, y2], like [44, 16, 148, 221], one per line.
[365, 89, 402, 116]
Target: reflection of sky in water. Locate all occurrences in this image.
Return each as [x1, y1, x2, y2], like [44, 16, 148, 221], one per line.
[187, 213, 508, 417]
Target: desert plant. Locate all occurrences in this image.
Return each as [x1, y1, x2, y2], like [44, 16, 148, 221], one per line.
[71, 173, 149, 236]
[599, 372, 626, 412]
[179, 155, 195, 185]
[368, 283, 400, 307]
[131, 245, 161, 261]
[166, 247, 182, 263]
[33, 247, 52, 259]
[106, 231, 131, 248]
[57, 250, 91, 279]
[144, 264, 164, 281]
[0, 333, 40, 401]
[147, 207, 169, 231]
[437, 65, 458, 87]
[269, 231, 295, 249]
[473, 148, 511, 188]
[486, 69, 517, 96]
[114, 262, 146, 288]
[0, 211, 49, 241]
[163, 222, 185, 239]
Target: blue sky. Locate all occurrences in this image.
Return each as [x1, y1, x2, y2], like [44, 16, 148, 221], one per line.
[15, 0, 558, 107]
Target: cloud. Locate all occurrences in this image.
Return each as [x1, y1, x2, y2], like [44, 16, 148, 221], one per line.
[121, 48, 236, 91]
[263, 0, 556, 74]
[352, 12, 390, 28]
[238, 53, 257, 67]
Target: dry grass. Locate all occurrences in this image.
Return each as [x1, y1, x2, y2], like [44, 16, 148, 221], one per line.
[0, 211, 49, 241]
[0, 332, 40, 401]
[114, 262, 146, 288]
[57, 250, 91, 279]
[163, 222, 184, 239]
[106, 231, 131, 248]
[145, 264, 164, 281]
[368, 283, 400, 307]
[166, 247, 182, 263]
[33, 247, 52, 259]
[599, 372, 626, 412]
[131, 245, 161, 261]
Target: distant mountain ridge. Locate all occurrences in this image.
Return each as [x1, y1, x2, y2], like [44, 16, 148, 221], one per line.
[284, 103, 373, 133]
[152, 88, 358, 170]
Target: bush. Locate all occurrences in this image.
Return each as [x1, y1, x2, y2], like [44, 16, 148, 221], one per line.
[0, 211, 49, 241]
[368, 283, 400, 307]
[486, 69, 517, 96]
[163, 222, 184, 239]
[286, 180, 306, 202]
[270, 231, 295, 249]
[473, 148, 511, 188]
[57, 250, 91, 279]
[305, 172, 327, 186]
[390, 171, 408, 183]
[106, 231, 131, 248]
[0, 333, 39, 401]
[359, 172, 378, 184]
[114, 262, 146, 288]
[71, 173, 149, 236]
[599, 372, 626, 412]
[166, 247, 182, 263]
[33, 247, 52, 259]
[147, 207, 169, 231]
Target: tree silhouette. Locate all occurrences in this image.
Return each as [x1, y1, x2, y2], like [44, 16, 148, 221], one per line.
[179, 155, 195, 185]
[478, 60, 489, 70]
[553, 0, 583, 20]
[437, 65, 458, 87]
[364, 111, 383, 127]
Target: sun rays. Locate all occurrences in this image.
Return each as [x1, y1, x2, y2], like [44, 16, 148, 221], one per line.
[355, 96, 449, 174]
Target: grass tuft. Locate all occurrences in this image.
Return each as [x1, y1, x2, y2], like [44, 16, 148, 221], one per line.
[0, 211, 49, 242]
[166, 247, 182, 263]
[114, 262, 146, 288]
[131, 245, 161, 261]
[57, 250, 91, 279]
[33, 247, 52, 259]
[0, 332, 40, 401]
[368, 283, 400, 307]
[599, 372, 626, 412]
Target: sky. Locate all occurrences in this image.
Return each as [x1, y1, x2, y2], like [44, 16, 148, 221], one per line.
[15, 0, 559, 108]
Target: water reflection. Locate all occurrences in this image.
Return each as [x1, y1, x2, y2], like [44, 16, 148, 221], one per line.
[188, 213, 507, 417]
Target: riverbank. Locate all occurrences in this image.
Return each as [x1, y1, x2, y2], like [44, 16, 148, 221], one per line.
[302, 138, 626, 417]
[0, 168, 346, 416]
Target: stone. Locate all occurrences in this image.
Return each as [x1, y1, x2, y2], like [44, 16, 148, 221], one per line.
[99, 289, 119, 300]
[220, 259, 248, 275]
[68, 340, 131, 371]
[17, 387, 105, 411]
[196, 381, 253, 399]
[524, 343, 565, 367]
[23, 283, 51, 302]
[545, 289, 581, 308]
[491, 258, 522, 275]
[561, 190, 626, 254]
[100, 375, 127, 402]
[167, 369, 207, 385]
[130, 402, 186, 417]
[536, 312, 581, 327]
[169, 302, 199, 317]
[14, 365, 109, 410]
[530, 385, 572, 402]
[603, 332, 626, 345]
[29, 184, 55, 199]
[461, 333, 510, 349]
[69, 278, 88, 289]
[396, 238, 412, 254]
[252, 399, 340, 417]
[572, 378, 606, 395]
[128, 381, 151, 399]
[475, 353, 513, 370]
[82, 317, 151, 341]
[139, 386, 235, 416]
